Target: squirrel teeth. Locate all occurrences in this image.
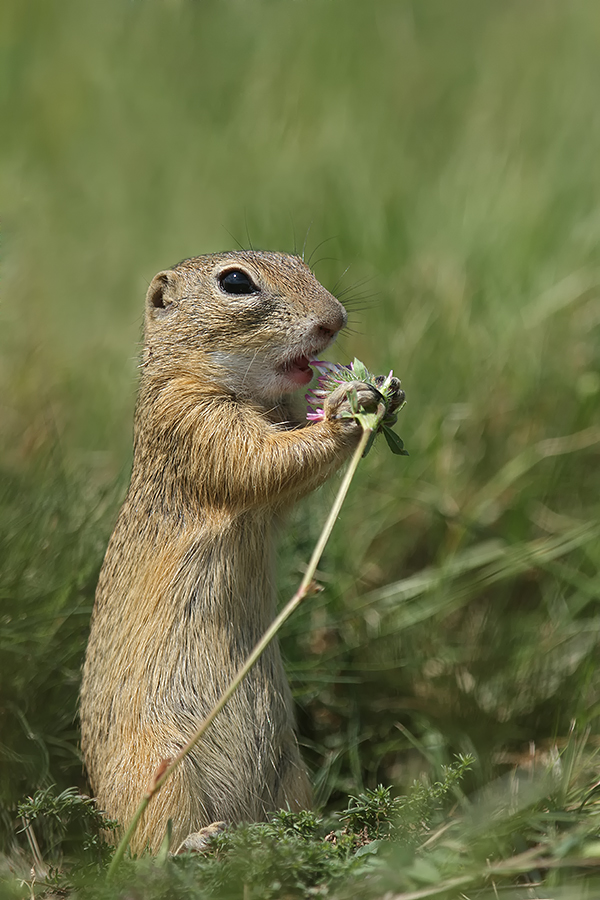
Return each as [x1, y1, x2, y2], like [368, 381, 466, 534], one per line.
[279, 355, 313, 386]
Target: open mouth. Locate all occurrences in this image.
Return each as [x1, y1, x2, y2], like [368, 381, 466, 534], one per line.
[279, 354, 313, 387]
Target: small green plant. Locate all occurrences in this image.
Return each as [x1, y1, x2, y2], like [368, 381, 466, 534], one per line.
[8, 739, 600, 899]
[268, 808, 322, 839]
[340, 784, 400, 839]
[17, 785, 118, 866]
[341, 755, 474, 843]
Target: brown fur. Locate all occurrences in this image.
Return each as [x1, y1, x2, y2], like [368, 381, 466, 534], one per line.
[80, 250, 381, 853]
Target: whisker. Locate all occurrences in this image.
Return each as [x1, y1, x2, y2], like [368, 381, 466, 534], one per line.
[338, 290, 373, 304]
[341, 295, 381, 310]
[310, 255, 340, 270]
[221, 226, 246, 252]
[240, 349, 260, 389]
[336, 277, 375, 299]
[289, 212, 298, 257]
[334, 336, 351, 356]
[332, 265, 352, 294]
[244, 211, 254, 251]
[342, 305, 375, 315]
[302, 222, 313, 262]
[307, 236, 337, 268]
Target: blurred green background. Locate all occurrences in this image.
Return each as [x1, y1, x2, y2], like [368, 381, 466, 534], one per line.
[1, 0, 600, 852]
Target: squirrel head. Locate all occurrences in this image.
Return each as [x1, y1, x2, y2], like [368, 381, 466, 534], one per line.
[142, 251, 347, 401]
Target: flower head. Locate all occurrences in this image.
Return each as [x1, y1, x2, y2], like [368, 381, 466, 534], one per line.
[304, 360, 355, 422]
[305, 358, 408, 457]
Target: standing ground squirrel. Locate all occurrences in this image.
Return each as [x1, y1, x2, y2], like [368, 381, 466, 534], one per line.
[80, 250, 403, 853]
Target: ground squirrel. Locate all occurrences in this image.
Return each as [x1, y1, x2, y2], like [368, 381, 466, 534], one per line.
[80, 250, 402, 853]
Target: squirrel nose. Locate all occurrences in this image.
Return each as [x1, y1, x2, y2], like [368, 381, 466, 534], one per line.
[314, 306, 347, 340]
[317, 323, 338, 340]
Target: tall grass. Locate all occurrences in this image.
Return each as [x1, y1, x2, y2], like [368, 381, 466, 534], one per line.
[1, 0, 600, 893]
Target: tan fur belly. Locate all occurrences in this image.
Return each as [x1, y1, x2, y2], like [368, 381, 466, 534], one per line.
[80, 506, 311, 851]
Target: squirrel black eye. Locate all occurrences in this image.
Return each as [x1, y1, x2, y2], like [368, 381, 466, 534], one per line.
[219, 269, 259, 295]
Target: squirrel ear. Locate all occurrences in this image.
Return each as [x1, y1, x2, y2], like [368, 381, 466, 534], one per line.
[147, 271, 178, 316]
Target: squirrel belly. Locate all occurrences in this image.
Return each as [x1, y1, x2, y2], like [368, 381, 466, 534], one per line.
[82, 502, 310, 852]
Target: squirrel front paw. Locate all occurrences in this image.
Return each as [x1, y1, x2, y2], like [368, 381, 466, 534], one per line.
[324, 381, 385, 434]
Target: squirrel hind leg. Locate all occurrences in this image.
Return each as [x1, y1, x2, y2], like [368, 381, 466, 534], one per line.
[271, 744, 313, 812]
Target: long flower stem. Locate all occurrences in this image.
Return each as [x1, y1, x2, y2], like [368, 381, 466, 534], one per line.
[108, 424, 373, 877]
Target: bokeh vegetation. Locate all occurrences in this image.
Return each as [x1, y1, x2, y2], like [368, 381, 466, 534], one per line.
[1, 0, 600, 895]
